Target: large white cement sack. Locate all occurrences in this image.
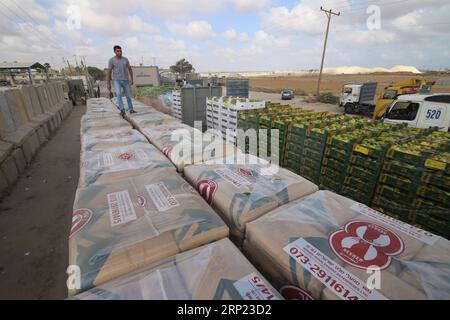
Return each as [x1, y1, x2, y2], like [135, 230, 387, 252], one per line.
[68, 169, 229, 295]
[86, 98, 117, 114]
[184, 164, 318, 243]
[79, 142, 175, 187]
[130, 112, 180, 129]
[141, 123, 194, 148]
[81, 128, 148, 151]
[243, 190, 449, 300]
[80, 116, 131, 134]
[142, 125, 235, 172]
[72, 238, 281, 300]
[83, 113, 120, 120]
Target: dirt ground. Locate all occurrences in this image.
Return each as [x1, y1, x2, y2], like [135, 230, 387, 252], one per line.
[249, 91, 343, 114]
[249, 73, 450, 96]
[0, 104, 85, 300]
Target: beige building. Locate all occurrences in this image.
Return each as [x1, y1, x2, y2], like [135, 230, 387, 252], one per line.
[132, 66, 160, 87]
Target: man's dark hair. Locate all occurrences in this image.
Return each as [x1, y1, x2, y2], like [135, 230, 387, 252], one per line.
[113, 45, 122, 51]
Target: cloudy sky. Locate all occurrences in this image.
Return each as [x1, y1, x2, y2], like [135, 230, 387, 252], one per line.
[0, 0, 449, 71]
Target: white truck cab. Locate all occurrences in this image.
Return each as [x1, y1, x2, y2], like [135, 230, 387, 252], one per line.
[384, 94, 450, 132]
[340, 82, 377, 115]
[340, 84, 362, 105]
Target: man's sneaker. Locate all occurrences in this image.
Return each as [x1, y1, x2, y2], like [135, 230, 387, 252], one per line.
[120, 110, 126, 117]
[129, 109, 137, 114]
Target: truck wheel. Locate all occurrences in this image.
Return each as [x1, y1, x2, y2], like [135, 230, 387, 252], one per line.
[345, 103, 355, 114]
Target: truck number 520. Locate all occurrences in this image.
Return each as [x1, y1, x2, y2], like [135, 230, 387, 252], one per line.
[426, 109, 441, 120]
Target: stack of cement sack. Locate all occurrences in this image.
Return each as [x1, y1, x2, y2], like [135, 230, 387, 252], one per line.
[140, 124, 236, 172]
[243, 190, 450, 300]
[113, 97, 236, 172]
[0, 82, 73, 196]
[126, 99, 180, 129]
[183, 163, 319, 244]
[73, 238, 281, 300]
[70, 98, 240, 298]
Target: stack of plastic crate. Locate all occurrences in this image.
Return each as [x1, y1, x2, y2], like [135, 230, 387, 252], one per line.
[172, 91, 182, 120]
[319, 122, 395, 193]
[341, 127, 426, 206]
[372, 130, 449, 238]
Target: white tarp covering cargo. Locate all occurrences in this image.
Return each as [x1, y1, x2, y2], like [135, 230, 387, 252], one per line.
[69, 169, 229, 295]
[243, 190, 450, 300]
[81, 128, 148, 151]
[72, 238, 281, 300]
[184, 164, 318, 243]
[79, 142, 175, 187]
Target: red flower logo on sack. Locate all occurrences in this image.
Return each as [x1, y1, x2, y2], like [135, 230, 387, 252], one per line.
[161, 145, 173, 157]
[280, 286, 315, 300]
[118, 152, 134, 160]
[329, 221, 404, 270]
[95, 134, 113, 139]
[137, 195, 146, 207]
[197, 179, 218, 204]
[70, 209, 92, 238]
[239, 167, 253, 177]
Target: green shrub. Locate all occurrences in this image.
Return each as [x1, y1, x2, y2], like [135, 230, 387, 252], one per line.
[133, 86, 176, 99]
[318, 92, 339, 105]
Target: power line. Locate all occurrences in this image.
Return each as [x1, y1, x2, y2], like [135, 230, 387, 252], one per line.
[339, 0, 412, 13]
[317, 7, 341, 97]
[0, 0, 68, 53]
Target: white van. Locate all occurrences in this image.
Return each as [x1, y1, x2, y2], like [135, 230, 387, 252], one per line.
[383, 94, 450, 132]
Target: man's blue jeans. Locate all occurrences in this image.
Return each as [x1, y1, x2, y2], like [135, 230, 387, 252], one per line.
[113, 79, 133, 112]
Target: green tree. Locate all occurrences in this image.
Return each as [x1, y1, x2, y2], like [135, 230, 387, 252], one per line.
[170, 58, 194, 78]
[87, 66, 106, 81]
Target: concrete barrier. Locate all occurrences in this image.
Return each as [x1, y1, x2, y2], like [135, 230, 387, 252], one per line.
[0, 140, 18, 196]
[0, 88, 17, 136]
[47, 83, 64, 124]
[53, 82, 73, 120]
[0, 82, 74, 196]
[0, 89, 38, 159]
[21, 85, 53, 139]
[6, 88, 48, 144]
[36, 85, 60, 130]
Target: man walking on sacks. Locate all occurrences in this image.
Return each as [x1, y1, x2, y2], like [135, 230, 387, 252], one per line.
[107, 45, 137, 116]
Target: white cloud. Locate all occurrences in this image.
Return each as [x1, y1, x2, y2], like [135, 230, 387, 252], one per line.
[152, 35, 186, 51]
[229, 0, 275, 12]
[223, 29, 248, 42]
[245, 30, 291, 54]
[137, 0, 226, 20]
[2, 0, 50, 21]
[263, 0, 351, 35]
[128, 15, 160, 34]
[168, 20, 216, 40]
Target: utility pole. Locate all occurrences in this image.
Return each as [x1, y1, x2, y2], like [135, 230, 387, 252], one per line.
[64, 57, 72, 75]
[316, 7, 340, 98]
[80, 55, 93, 97]
[73, 55, 80, 74]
